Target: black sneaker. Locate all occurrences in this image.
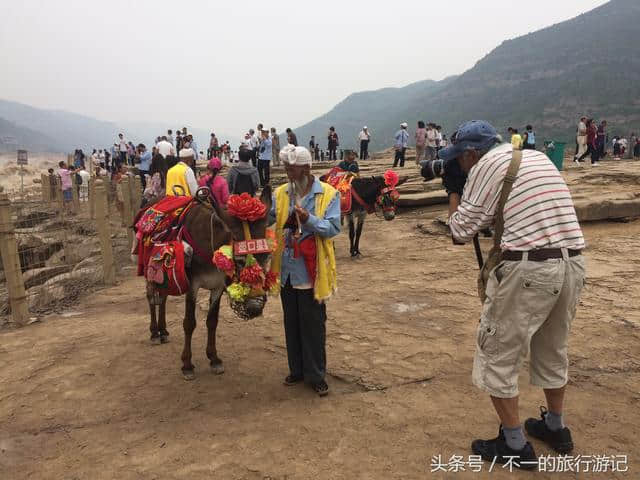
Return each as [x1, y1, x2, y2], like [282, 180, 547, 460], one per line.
[471, 427, 537, 471]
[525, 406, 574, 454]
[311, 380, 330, 397]
[283, 374, 303, 386]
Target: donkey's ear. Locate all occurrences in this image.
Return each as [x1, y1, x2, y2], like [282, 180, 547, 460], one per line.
[260, 185, 272, 213]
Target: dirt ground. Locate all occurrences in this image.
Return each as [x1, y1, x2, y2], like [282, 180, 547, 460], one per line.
[1, 157, 639, 479]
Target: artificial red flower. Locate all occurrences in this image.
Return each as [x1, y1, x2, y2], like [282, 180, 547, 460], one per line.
[383, 169, 399, 189]
[227, 193, 267, 221]
[213, 251, 235, 276]
[239, 264, 264, 286]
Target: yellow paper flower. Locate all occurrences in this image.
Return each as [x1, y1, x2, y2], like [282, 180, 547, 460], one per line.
[227, 282, 250, 302]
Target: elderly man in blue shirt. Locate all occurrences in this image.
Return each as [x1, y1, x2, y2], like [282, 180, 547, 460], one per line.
[269, 144, 341, 396]
[393, 122, 409, 167]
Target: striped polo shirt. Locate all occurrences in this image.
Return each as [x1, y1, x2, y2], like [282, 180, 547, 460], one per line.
[449, 143, 585, 251]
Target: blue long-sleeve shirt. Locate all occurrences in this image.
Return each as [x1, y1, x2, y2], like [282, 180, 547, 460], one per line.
[259, 137, 272, 162]
[395, 129, 409, 148]
[138, 150, 152, 171]
[269, 178, 341, 288]
[191, 140, 199, 160]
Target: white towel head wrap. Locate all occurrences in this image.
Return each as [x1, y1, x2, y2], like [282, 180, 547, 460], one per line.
[179, 148, 195, 158]
[279, 144, 312, 166]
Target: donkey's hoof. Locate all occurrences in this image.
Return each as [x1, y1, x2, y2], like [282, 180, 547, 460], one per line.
[150, 336, 161, 345]
[182, 369, 196, 381]
[210, 363, 225, 375]
[160, 335, 170, 344]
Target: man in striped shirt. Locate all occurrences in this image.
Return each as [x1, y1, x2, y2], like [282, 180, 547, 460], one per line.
[441, 120, 586, 469]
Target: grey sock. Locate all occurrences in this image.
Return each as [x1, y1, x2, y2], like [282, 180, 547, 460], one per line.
[545, 410, 564, 431]
[503, 425, 527, 451]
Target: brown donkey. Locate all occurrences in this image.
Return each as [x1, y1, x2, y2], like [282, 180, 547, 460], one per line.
[146, 187, 273, 380]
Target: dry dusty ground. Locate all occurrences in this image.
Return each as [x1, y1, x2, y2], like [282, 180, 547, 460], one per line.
[1, 157, 639, 479]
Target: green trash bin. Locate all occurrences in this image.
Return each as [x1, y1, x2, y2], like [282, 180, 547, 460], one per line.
[544, 141, 566, 171]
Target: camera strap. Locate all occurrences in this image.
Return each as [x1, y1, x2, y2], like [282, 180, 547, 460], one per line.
[493, 149, 523, 249]
[476, 148, 522, 303]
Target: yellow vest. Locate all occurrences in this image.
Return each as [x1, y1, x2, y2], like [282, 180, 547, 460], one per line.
[272, 182, 338, 302]
[166, 162, 190, 196]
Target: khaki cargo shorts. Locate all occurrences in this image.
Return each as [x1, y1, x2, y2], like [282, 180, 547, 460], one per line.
[472, 251, 586, 398]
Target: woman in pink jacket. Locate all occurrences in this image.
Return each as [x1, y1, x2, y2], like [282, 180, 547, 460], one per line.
[198, 157, 229, 207]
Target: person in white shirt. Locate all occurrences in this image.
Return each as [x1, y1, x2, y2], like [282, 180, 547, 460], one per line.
[358, 126, 371, 160]
[167, 129, 174, 146]
[426, 123, 438, 161]
[89, 149, 99, 176]
[436, 126, 443, 153]
[619, 137, 628, 155]
[156, 136, 176, 158]
[77, 166, 91, 201]
[117, 133, 128, 166]
[97, 149, 105, 168]
[573, 117, 587, 163]
[249, 128, 259, 167]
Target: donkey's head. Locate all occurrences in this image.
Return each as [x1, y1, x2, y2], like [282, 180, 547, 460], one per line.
[218, 186, 273, 319]
[371, 172, 406, 221]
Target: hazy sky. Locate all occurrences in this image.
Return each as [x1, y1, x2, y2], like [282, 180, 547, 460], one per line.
[1, 0, 607, 136]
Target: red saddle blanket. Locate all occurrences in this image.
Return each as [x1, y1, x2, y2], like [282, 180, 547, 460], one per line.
[134, 195, 194, 278]
[146, 241, 189, 296]
[322, 167, 354, 214]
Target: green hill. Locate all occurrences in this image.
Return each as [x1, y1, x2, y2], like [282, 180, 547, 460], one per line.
[294, 0, 640, 151]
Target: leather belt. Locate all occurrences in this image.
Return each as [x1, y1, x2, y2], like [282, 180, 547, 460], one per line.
[502, 249, 582, 262]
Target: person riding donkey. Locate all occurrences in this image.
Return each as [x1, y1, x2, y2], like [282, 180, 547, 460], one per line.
[269, 145, 341, 396]
[337, 148, 360, 174]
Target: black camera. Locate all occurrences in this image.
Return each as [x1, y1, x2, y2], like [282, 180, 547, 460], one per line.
[419, 159, 446, 181]
[420, 158, 468, 196]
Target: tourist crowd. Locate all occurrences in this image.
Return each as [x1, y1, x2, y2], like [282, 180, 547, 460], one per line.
[572, 116, 640, 166]
[53, 116, 639, 216]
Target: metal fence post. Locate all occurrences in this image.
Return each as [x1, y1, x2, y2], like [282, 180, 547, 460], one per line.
[94, 180, 116, 285]
[0, 194, 29, 325]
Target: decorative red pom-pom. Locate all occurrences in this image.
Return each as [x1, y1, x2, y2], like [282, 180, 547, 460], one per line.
[383, 169, 399, 189]
[239, 264, 264, 286]
[213, 251, 235, 276]
[227, 193, 267, 221]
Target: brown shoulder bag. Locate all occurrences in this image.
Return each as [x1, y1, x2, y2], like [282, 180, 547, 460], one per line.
[477, 149, 522, 303]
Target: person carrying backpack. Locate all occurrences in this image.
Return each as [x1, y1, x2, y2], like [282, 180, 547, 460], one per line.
[523, 125, 536, 150]
[227, 148, 260, 196]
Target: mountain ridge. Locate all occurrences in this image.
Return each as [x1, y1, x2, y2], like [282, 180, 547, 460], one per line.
[0, 99, 238, 154]
[294, 0, 640, 151]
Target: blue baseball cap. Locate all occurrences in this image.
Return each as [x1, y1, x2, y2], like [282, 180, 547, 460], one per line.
[438, 120, 500, 162]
